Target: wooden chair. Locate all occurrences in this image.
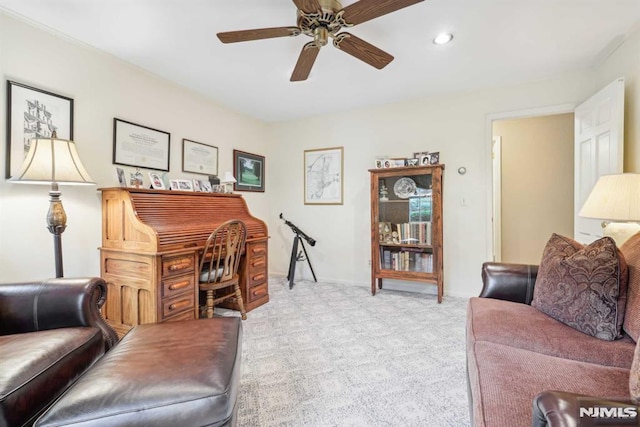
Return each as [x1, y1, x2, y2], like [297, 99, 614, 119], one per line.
[198, 219, 247, 320]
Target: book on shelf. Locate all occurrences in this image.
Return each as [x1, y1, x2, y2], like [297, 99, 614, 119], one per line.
[384, 221, 431, 245]
[380, 248, 433, 273]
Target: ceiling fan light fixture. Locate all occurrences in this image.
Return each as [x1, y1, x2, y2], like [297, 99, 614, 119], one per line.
[433, 33, 454, 45]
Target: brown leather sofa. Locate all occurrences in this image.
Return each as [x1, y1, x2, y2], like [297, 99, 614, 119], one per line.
[467, 256, 639, 427]
[0, 277, 118, 426]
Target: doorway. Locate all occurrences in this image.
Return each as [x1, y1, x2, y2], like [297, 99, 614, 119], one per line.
[492, 113, 575, 264]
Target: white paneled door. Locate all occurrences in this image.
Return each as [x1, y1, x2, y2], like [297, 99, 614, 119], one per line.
[574, 78, 625, 244]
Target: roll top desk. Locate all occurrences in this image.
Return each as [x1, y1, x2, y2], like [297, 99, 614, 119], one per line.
[99, 187, 268, 337]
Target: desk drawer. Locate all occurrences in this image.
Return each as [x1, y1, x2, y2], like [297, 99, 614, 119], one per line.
[162, 275, 194, 299]
[248, 270, 267, 288]
[248, 283, 268, 302]
[248, 241, 267, 258]
[248, 254, 267, 273]
[162, 254, 195, 277]
[162, 293, 195, 319]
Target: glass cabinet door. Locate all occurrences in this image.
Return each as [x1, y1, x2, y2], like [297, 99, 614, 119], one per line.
[377, 173, 435, 274]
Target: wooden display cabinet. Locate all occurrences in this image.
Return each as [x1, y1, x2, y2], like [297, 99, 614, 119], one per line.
[369, 165, 444, 302]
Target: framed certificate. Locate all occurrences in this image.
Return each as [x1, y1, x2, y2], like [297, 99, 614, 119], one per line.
[182, 139, 218, 175]
[113, 118, 170, 171]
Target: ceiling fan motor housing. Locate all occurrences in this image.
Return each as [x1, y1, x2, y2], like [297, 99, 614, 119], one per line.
[297, 0, 346, 42]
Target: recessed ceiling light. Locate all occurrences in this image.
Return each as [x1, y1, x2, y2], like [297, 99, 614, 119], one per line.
[433, 33, 454, 45]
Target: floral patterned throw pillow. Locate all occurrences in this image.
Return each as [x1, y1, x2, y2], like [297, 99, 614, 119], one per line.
[531, 233, 628, 341]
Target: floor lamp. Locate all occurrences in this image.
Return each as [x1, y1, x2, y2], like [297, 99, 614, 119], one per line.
[579, 173, 640, 246]
[9, 133, 95, 278]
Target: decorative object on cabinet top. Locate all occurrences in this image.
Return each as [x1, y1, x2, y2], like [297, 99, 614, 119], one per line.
[393, 177, 417, 199]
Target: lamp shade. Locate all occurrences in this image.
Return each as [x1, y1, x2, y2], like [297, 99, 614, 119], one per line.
[9, 137, 94, 185]
[579, 173, 640, 221]
[221, 171, 237, 184]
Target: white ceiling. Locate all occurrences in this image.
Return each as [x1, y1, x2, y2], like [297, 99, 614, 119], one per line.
[1, 0, 639, 122]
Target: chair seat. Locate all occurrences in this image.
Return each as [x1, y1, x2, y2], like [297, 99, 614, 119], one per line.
[199, 266, 224, 283]
[198, 220, 247, 320]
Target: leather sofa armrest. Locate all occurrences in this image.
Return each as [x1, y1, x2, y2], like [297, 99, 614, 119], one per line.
[532, 390, 638, 427]
[480, 262, 538, 304]
[0, 277, 118, 349]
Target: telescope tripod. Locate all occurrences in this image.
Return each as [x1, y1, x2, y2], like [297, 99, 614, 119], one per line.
[287, 233, 317, 289]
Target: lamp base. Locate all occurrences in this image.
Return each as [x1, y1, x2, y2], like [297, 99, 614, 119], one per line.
[47, 183, 67, 278]
[603, 222, 640, 246]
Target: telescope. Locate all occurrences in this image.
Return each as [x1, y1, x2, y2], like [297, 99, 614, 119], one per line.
[280, 214, 316, 246]
[280, 213, 317, 289]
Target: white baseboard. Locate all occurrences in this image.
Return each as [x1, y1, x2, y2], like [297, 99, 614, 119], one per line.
[268, 271, 472, 299]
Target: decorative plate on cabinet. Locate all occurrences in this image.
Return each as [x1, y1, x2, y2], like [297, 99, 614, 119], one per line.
[393, 177, 416, 199]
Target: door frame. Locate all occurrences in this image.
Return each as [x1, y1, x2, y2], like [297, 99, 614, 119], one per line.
[485, 103, 576, 262]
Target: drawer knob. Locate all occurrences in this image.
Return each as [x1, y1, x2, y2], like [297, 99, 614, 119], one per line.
[168, 281, 190, 291]
[168, 262, 190, 271]
[169, 300, 190, 311]
[252, 274, 265, 282]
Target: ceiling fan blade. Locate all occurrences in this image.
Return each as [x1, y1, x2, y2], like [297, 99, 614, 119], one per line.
[217, 27, 300, 43]
[333, 33, 393, 69]
[291, 42, 321, 82]
[292, 0, 322, 14]
[340, 0, 424, 26]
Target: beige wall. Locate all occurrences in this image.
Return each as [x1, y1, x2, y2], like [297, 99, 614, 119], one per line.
[268, 78, 594, 297]
[593, 26, 640, 173]
[493, 114, 574, 264]
[0, 12, 271, 281]
[3, 10, 639, 297]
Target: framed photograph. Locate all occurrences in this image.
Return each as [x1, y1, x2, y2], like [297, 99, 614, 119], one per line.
[198, 180, 213, 192]
[413, 151, 429, 159]
[6, 81, 74, 178]
[148, 172, 165, 189]
[233, 150, 265, 192]
[169, 179, 194, 191]
[116, 167, 127, 187]
[113, 118, 170, 171]
[429, 151, 440, 165]
[304, 146, 343, 205]
[129, 169, 144, 188]
[182, 139, 218, 175]
[405, 158, 419, 167]
[193, 180, 201, 192]
[420, 154, 431, 166]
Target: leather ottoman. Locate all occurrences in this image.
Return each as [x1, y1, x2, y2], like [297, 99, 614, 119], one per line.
[35, 318, 242, 427]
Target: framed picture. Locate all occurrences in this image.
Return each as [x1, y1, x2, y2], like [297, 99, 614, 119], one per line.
[419, 154, 431, 166]
[429, 151, 440, 165]
[413, 151, 429, 159]
[116, 167, 127, 187]
[304, 146, 343, 205]
[148, 172, 165, 189]
[170, 179, 194, 191]
[129, 169, 144, 188]
[405, 158, 419, 167]
[198, 180, 213, 192]
[6, 81, 74, 179]
[182, 139, 218, 175]
[113, 118, 170, 171]
[233, 150, 265, 192]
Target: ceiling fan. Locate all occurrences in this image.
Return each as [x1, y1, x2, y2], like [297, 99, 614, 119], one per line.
[217, 0, 425, 82]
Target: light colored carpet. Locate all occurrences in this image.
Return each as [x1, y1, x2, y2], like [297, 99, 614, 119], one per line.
[230, 277, 470, 427]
